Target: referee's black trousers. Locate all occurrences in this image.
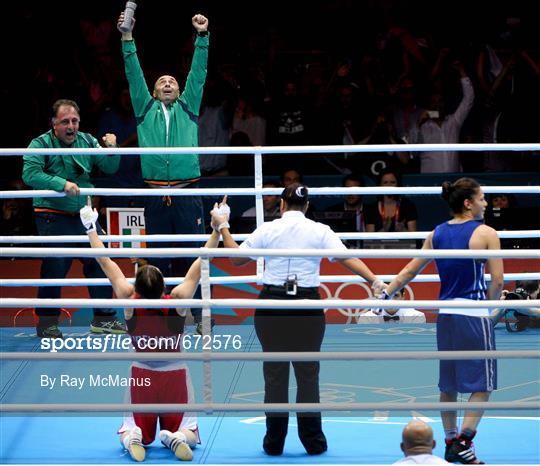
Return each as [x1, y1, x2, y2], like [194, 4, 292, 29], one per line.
[255, 285, 327, 455]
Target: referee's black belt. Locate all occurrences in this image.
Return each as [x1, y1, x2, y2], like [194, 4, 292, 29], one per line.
[262, 284, 319, 293]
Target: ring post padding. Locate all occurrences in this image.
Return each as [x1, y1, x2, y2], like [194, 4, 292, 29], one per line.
[200, 256, 213, 413]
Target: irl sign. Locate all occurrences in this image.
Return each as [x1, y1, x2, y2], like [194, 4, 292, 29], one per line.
[106, 207, 146, 248]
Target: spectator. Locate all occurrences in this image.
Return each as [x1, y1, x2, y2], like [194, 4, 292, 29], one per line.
[393, 420, 450, 464]
[477, 18, 540, 171]
[118, 10, 210, 333]
[358, 288, 426, 324]
[390, 78, 425, 146]
[485, 194, 518, 230]
[98, 87, 138, 147]
[320, 83, 371, 174]
[280, 168, 302, 187]
[269, 79, 310, 146]
[511, 280, 540, 328]
[492, 279, 540, 328]
[489, 194, 539, 246]
[242, 180, 281, 218]
[0, 180, 35, 242]
[355, 111, 412, 177]
[364, 169, 417, 233]
[198, 78, 233, 176]
[97, 86, 142, 208]
[268, 79, 312, 173]
[476, 40, 518, 172]
[80, 15, 113, 52]
[22, 99, 122, 339]
[227, 131, 254, 176]
[325, 174, 366, 233]
[1, 197, 34, 237]
[491, 193, 513, 210]
[232, 94, 267, 146]
[415, 61, 474, 173]
[280, 168, 316, 218]
[75, 15, 119, 129]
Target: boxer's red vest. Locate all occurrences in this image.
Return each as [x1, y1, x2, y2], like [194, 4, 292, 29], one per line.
[128, 293, 183, 353]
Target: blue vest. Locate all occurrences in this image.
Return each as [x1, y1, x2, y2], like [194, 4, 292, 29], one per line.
[432, 220, 487, 300]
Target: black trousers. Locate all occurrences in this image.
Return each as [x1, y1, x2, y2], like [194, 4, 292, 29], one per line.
[255, 285, 327, 454]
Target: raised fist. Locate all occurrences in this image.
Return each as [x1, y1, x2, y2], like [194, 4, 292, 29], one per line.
[80, 205, 99, 232]
[210, 196, 230, 231]
[211, 195, 230, 220]
[102, 133, 117, 148]
[371, 279, 386, 296]
[192, 14, 208, 32]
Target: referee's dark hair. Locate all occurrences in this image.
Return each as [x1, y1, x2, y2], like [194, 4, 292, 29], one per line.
[281, 183, 308, 210]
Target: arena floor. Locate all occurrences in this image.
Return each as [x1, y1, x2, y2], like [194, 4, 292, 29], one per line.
[1, 323, 539, 464]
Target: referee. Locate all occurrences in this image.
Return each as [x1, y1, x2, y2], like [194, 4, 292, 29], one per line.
[211, 183, 383, 456]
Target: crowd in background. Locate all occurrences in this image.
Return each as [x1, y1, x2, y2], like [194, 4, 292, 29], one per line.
[1, 0, 539, 240]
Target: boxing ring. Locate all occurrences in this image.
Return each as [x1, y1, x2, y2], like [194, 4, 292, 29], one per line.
[1, 143, 540, 464]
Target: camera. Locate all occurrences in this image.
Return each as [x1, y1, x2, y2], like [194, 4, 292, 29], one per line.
[503, 287, 530, 332]
[505, 287, 530, 301]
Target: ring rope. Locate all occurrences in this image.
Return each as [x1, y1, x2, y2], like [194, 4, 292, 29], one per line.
[3, 144, 538, 418]
[3, 230, 539, 243]
[3, 298, 539, 309]
[3, 350, 538, 362]
[4, 247, 539, 259]
[4, 272, 539, 287]
[2, 401, 538, 413]
[2, 142, 539, 157]
[1, 276, 257, 287]
[3, 185, 540, 199]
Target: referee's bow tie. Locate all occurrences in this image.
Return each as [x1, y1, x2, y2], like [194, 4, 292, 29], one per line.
[383, 315, 400, 321]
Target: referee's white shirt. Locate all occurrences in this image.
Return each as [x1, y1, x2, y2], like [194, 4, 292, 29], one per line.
[239, 210, 346, 287]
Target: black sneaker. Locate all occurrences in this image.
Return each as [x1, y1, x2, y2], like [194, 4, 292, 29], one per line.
[36, 324, 63, 339]
[445, 437, 484, 464]
[262, 433, 285, 456]
[90, 318, 127, 334]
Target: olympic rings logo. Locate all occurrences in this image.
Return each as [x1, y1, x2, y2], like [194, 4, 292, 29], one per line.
[319, 282, 415, 324]
[320, 387, 358, 403]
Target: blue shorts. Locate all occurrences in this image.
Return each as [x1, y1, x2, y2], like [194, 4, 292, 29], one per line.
[437, 314, 497, 393]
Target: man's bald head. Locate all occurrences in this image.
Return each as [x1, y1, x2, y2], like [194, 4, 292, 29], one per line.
[153, 75, 180, 105]
[400, 420, 435, 456]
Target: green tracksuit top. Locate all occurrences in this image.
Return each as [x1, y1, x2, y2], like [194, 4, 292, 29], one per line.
[122, 35, 209, 184]
[23, 130, 120, 213]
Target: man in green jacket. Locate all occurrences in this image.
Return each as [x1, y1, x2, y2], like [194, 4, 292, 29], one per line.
[23, 99, 124, 338]
[118, 10, 210, 332]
